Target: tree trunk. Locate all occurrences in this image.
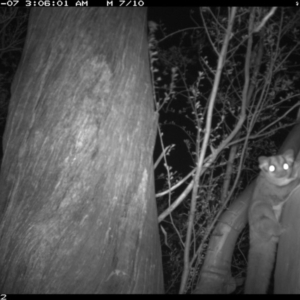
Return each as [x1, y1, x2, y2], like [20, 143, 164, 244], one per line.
[0, 8, 164, 294]
[274, 150, 300, 293]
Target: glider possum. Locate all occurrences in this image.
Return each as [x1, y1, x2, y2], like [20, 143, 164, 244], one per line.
[245, 149, 300, 294]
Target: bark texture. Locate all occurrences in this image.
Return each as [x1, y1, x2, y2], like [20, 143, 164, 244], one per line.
[274, 151, 300, 294]
[0, 8, 164, 293]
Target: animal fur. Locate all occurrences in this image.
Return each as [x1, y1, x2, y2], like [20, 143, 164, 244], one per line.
[245, 149, 300, 294]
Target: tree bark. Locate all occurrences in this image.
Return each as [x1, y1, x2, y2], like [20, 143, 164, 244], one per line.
[274, 150, 300, 294]
[0, 8, 164, 294]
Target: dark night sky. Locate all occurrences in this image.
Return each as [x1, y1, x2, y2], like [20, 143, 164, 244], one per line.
[149, 7, 195, 30]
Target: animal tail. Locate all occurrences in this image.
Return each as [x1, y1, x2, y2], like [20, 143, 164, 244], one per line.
[244, 239, 277, 294]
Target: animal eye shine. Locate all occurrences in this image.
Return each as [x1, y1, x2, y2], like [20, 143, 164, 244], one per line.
[283, 163, 289, 170]
[269, 165, 276, 172]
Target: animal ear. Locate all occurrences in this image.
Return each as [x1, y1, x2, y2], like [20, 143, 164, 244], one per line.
[283, 149, 294, 161]
[258, 156, 269, 169]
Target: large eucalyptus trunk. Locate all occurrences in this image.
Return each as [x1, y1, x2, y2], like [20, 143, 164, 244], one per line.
[0, 8, 164, 294]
